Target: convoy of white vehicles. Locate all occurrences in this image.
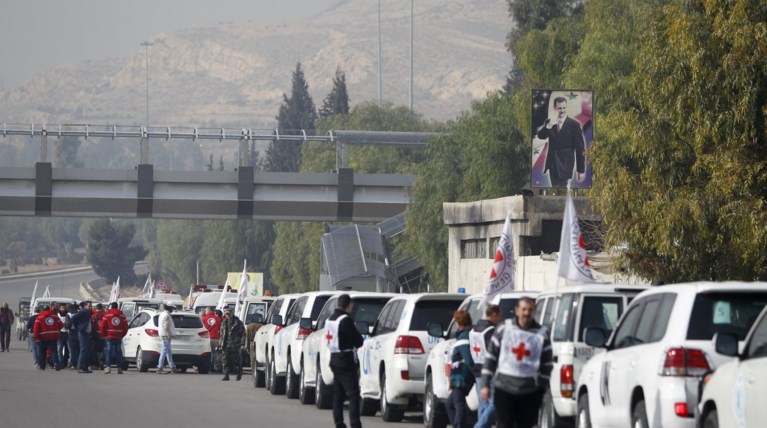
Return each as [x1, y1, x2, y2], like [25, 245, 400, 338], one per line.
[253, 293, 300, 392]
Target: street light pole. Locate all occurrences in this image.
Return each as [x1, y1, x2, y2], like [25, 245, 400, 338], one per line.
[140, 41, 153, 128]
[409, 0, 413, 111]
[377, 0, 382, 104]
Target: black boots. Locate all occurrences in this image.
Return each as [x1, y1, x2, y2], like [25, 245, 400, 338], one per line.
[222, 374, 230, 381]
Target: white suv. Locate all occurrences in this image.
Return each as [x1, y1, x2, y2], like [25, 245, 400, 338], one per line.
[301, 292, 394, 407]
[698, 305, 767, 428]
[121, 309, 211, 373]
[536, 284, 647, 428]
[423, 291, 538, 428]
[253, 293, 299, 390]
[358, 293, 466, 422]
[272, 291, 338, 398]
[576, 282, 767, 428]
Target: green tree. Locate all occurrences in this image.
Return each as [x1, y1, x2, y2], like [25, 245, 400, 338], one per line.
[319, 67, 350, 119]
[590, 0, 767, 282]
[265, 62, 318, 173]
[86, 219, 146, 284]
[54, 136, 83, 168]
[154, 220, 204, 291]
[200, 220, 274, 287]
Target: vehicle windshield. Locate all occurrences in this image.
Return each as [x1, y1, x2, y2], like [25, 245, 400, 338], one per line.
[152, 314, 203, 329]
[410, 300, 463, 331]
[245, 303, 268, 323]
[687, 292, 767, 341]
[352, 298, 390, 326]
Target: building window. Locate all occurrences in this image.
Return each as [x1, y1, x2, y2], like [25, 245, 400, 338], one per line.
[488, 237, 500, 258]
[461, 239, 487, 259]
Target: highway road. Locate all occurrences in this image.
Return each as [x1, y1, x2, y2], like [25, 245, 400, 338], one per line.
[0, 338, 423, 428]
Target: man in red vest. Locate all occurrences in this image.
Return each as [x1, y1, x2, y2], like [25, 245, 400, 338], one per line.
[91, 303, 106, 370]
[100, 302, 128, 374]
[33, 305, 63, 370]
[201, 307, 221, 371]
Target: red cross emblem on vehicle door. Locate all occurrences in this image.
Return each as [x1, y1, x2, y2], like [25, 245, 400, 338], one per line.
[472, 341, 482, 357]
[325, 330, 333, 345]
[511, 342, 530, 361]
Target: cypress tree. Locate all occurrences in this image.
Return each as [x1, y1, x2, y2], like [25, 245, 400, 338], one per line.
[319, 67, 350, 119]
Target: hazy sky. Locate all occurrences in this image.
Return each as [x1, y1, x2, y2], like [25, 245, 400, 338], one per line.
[0, 0, 342, 90]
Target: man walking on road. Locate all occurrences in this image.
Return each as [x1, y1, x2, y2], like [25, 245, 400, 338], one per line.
[157, 303, 178, 374]
[480, 297, 552, 428]
[219, 307, 245, 381]
[33, 304, 63, 370]
[470, 304, 502, 428]
[100, 302, 128, 374]
[327, 294, 364, 428]
[0, 302, 14, 352]
[70, 301, 94, 373]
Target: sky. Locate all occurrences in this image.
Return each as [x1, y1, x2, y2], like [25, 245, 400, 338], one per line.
[0, 0, 342, 90]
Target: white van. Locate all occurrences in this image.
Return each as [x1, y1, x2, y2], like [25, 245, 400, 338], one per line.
[31, 297, 77, 311]
[191, 291, 237, 315]
[240, 296, 274, 324]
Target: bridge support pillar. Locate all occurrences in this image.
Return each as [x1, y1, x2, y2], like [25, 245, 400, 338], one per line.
[238, 166, 254, 219]
[140, 129, 149, 164]
[337, 168, 354, 221]
[39, 126, 48, 163]
[35, 162, 52, 216]
[137, 164, 153, 218]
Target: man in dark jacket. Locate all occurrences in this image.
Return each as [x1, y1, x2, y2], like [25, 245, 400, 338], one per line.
[219, 308, 246, 381]
[445, 310, 475, 428]
[327, 294, 364, 428]
[480, 297, 553, 428]
[0, 302, 14, 352]
[69, 301, 93, 373]
[470, 304, 502, 428]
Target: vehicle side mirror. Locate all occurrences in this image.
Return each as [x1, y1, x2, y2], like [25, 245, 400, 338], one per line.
[427, 322, 445, 339]
[584, 327, 608, 348]
[271, 314, 283, 326]
[299, 317, 313, 331]
[355, 321, 370, 336]
[253, 314, 264, 324]
[714, 332, 739, 357]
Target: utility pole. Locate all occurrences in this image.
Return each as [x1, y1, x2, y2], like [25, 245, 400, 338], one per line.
[377, 0, 382, 104]
[140, 41, 153, 128]
[409, 0, 414, 111]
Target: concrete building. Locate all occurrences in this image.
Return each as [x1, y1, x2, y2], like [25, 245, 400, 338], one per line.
[443, 195, 648, 294]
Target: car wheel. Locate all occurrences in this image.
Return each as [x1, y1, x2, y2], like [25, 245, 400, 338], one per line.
[540, 389, 573, 428]
[197, 360, 210, 374]
[424, 373, 448, 428]
[269, 354, 286, 395]
[264, 356, 272, 390]
[286, 356, 300, 399]
[703, 408, 718, 428]
[631, 400, 649, 428]
[254, 361, 266, 387]
[299, 360, 315, 405]
[136, 347, 149, 373]
[315, 364, 333, 409]
[576, 392, 591, 428]
[380, 371, 404, 422]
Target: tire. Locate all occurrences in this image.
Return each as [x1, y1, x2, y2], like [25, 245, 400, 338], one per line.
[269, 355, 286, 395]
[264, 356, 272, 390]
[254, 363, 266, 388]
[424, 373, 448, 428]
[380, 371, 404, 422]
[197, 360, 210, 374]
[315, 365, 333, 409]
[286, 356, 300, 399]
[631, 401, 649, 428]
[299, 360, 315, 405]
[361, 398, 379, 417]
[576, 392, 591, 428]
[703, 408, 719, 428]
[136, 347, 149, 373]
[540, 390, 573, 428]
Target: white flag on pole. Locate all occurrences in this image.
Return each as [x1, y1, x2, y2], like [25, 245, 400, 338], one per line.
[557, 188, 594, 282]
[216, 277, 230, 310]
[30, 280, 39, 307]
[479, 215, 516, 310]
[109, 277, 121, 304]
[187, 283, 195, 310]
[234, 261, 249, 319]
[140, 275, 151, 297]
[42, 285, 51, 298]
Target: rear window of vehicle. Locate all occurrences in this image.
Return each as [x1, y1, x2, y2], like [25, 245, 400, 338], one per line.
[553, 293, 576, 342]
[352, 298, 390, 326]
[310, 296, 332, 320]
[499, 298, 521, 320]
[410, 300, 462, 331]
[687, 292, 767, 341]
[152, 315, 203, 329]
[578, 296, 623, 341]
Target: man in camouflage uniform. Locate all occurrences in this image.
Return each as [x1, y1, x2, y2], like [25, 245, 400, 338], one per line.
[219, 308, 245, 381]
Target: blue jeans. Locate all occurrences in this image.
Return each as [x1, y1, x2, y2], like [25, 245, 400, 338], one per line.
[158, 338, 174, 369]
[77, 331, 91, 371]
[475, 376, 495, 428]
[105, 338, 124, 369]
[67, 333, 79, 367]
[445, 388, 469, 428]
[58, 332, 68, 367]
[28, 334, 38, 364]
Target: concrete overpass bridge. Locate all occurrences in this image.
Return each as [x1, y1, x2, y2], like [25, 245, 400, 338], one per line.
[0, 123, 433, 221]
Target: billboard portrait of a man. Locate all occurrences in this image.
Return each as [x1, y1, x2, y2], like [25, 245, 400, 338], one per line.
[531, 90, 593, 189]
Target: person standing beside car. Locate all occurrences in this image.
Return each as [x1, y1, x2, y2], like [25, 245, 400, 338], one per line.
[0, 302, 14, 352]
[480, 297, 552, 428]
[327, 294, 364, 428]
[219, 308, 246, 381]
[445, 310, 475, 428]
[156, 303, 178, 374]
[70, 301, 93, 373]
[100, 302, 128, 374]
[470, 304, 502, 428]
[201, 307, 222, 372]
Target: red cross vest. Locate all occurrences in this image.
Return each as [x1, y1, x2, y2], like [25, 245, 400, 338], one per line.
[325, 314, 351, 353]
[497, 319, 544, 378]
[468, 325, 494, 365]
